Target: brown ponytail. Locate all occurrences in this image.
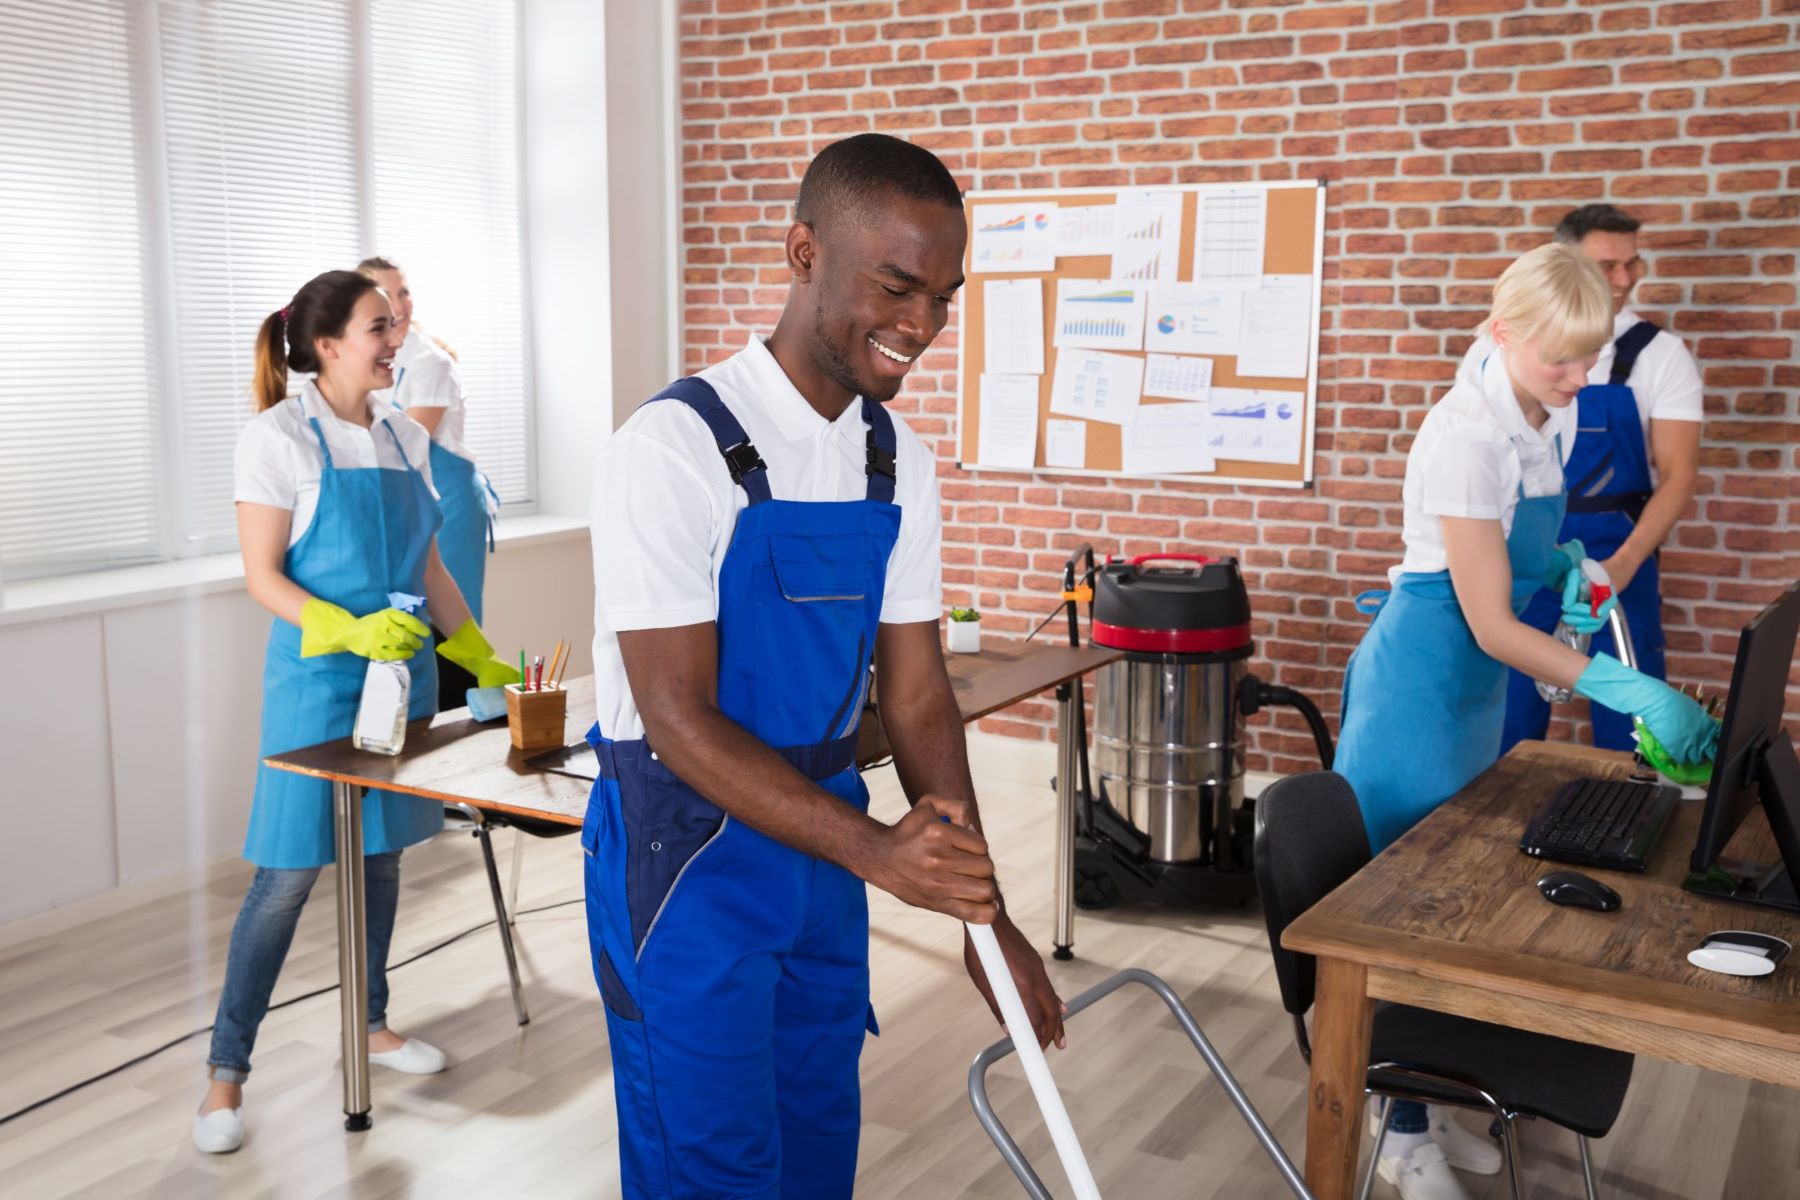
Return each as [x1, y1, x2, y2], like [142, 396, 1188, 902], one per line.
[252, 309, 289, 412]
[250, 269, 379, 411]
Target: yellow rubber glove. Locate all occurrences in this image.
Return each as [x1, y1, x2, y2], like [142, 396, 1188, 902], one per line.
[437, 619, 522, 688]
[299, 599, 429, 661]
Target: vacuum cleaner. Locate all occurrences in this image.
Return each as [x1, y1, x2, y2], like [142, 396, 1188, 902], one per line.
[1040, 547, 1335, 911]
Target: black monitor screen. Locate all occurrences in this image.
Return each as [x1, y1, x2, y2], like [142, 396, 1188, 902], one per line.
[1690, 579, 1800, 874]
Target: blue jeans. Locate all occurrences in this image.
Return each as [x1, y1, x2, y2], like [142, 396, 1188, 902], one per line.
[207, 851, 402, 1082]
[1386, 1099, 1429, 1136]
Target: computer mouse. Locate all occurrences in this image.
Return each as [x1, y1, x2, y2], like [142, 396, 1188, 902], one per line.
[1536, 870, 1621, 912]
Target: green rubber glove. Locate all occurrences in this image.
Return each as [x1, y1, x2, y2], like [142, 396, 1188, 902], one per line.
[1634, 718, 1717, 786]
[1543, 538, 1587, 592]
[299, 599, 428, 661]
[1575, 655, 1721, 766]
[437, 618, 522, 688]
[1559, 570, 1618, 636]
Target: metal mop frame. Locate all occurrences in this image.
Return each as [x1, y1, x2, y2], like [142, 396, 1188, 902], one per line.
[968, 967, 1314, 1200]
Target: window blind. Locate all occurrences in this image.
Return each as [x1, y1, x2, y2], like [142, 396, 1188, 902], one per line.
[0, 0, 160, 577]
[370, 0, 533, 506]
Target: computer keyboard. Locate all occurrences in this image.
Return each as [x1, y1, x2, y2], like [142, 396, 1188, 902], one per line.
[1521, 776, 1679, 873]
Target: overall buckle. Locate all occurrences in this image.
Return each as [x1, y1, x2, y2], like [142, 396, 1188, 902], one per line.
[865, 432, 896, 480]
[722, 440, 767, 485]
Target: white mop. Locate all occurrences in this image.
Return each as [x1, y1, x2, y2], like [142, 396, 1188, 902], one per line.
[966, 922, 1103, 1200]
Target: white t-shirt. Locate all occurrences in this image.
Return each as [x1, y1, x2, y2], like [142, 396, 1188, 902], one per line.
[234, 378, 437, 547]
[1393, 349, 1574, 583]
[589, 334, 944, 742]
[370, 327, 473, 463]
[1459, 308, 1703, 480]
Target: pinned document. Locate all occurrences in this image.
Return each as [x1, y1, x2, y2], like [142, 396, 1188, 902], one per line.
[1144, 286, 1242, 357]
[1044, 419, 1087, 469]
[1050, 349, 1143, 426]
[1192, 188, 1267, 287]
[1053, 280, 1146, 353]
[1143, 353, 1213, 403]
[971, 202, 1058, 273]
[1123, 402, 1215, 477]
[1207, 387, 1304, 465]
[982, 279, 1045, 375]
[976, 374, 1040, 470]
[1110, 190, 1184, 283]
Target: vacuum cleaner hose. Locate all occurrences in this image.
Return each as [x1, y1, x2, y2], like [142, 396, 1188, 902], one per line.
[1239, 677, 1335, 770]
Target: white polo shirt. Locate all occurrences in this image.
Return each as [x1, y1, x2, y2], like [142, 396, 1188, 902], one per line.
[589, 334, 945, 742]
[234, 377, 437, 547]
[1460, 308, 1703, 479]
[1393, 349, 1574, 583]
[371, 327, 474, 463]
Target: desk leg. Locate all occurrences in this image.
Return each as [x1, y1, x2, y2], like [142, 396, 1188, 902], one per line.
[333, 781, 372, 1132]
[1306, 956, 1373, 1200]
[1053, 682, 1075, 961]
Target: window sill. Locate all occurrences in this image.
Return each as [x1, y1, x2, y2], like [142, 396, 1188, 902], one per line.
[0, 514, 589, 628]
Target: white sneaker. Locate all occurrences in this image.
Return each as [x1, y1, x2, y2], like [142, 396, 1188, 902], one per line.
[368, 1037, 447, 1075]
[1377, 1142, 1473, 1200]
[192, 1106, 244, 1154]
[1427, 1107, 1503, 1175]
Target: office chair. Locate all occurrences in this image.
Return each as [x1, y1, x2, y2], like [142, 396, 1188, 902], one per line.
[1254, 771, 1634, 1200]
[443, 803, 579, 1026]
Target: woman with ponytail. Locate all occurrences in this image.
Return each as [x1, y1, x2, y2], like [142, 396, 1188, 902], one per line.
[359, 256, 498, 710]
[194, 270, 518, 1154]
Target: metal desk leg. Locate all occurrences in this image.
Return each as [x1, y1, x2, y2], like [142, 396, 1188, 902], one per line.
[333, 781, 372, 1132]
[1053, 682, 1076, 961]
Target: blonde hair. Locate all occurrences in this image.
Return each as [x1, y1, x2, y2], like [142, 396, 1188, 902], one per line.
[1479, 243, 1613, 363]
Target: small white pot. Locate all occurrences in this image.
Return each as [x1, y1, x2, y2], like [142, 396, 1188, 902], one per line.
[947, 619, 982, 654]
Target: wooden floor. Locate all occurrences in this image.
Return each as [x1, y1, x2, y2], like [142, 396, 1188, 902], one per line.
[1, 734, 1793, 1199]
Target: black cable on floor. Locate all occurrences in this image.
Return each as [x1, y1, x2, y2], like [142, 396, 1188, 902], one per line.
[0, 895, 584, 1128]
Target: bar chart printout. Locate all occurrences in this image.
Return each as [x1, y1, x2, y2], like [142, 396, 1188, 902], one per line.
[1053, 280, 1146, 352]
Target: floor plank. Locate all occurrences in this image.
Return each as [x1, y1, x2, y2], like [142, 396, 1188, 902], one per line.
[1, 735, 1790, 1198]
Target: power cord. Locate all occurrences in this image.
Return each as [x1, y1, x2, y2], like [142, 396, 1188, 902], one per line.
[0, 895, 584, 1128]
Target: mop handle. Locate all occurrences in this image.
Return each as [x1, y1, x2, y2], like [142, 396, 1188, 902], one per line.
[966, 922, 1103, 1200]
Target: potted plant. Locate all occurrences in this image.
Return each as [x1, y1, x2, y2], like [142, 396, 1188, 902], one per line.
[947, 606, 982, 653]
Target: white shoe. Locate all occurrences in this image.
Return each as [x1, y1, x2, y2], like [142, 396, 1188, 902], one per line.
[1377, 1143, 1473, 1200]
[1369, 1104, 1503, 1175]
[368, 1037, 447, 1075]
[192, 1106, 244, 1154]
[1427, 1107, 1503, 1175]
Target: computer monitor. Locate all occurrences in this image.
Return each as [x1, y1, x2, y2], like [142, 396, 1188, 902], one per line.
[1684, 578, 1800, 913]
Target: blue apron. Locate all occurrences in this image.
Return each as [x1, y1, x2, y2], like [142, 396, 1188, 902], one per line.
[393, 365, 496, 623]
[582, 377, 899, 1200]
[1338, 446, 1566, 853]
[1501, 320, 1665, 754]
[243, 400, 445, 869]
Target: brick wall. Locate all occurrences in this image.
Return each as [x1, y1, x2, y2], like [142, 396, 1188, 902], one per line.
[677, 0, 1800, 772]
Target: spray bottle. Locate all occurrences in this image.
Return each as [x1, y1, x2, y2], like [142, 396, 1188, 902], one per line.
[352, 591, 426, 756]
[1535, 559, 1613, 704]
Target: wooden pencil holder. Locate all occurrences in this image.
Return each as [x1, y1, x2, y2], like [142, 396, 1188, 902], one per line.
[505, 684, 567, 752]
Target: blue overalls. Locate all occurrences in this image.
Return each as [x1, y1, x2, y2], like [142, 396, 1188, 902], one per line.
[582, 377, 900, 1199]
[244, 399, 444, 869]
[393, 364, 497, 623]
[1338, 449, 1566, 854]
[1501, 320, 1664, 754]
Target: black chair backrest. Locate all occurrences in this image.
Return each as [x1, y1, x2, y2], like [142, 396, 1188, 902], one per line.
[1253, 771, 1372, 1018]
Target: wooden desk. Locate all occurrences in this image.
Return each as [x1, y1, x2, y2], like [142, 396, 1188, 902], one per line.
[263, 639, 1120, 1131]
[1284, 740, 1800, 1198]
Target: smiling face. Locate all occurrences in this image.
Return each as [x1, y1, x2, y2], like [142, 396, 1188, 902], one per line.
[366, 267, 413, 337]
[1575, 229, 1644, 315]
[786, 193, 967, 408]
[315, 288, 404, 397]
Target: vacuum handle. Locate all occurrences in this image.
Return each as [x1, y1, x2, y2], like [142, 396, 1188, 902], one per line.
[1129, 552, 1216, 568]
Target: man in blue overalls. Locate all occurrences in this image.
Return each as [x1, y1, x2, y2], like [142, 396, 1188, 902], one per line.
[1493, 204, 1705, 752]
[584, 134, 1066, 1199]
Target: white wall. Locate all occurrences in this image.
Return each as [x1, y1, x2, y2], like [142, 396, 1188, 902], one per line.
[0, 530, 593, 923]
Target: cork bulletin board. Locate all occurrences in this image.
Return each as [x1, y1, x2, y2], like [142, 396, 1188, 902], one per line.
[955, 181, 1325, 488]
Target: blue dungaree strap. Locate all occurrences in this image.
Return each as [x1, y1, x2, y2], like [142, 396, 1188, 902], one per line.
[1566, 320, 1658, 520]
[862, 395, 897, 504]
[650, 376, 773, 505]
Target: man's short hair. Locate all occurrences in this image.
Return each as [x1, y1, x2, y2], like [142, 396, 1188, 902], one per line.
[794, 134, 962, 234]
[1554, 204, 1641, 245]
